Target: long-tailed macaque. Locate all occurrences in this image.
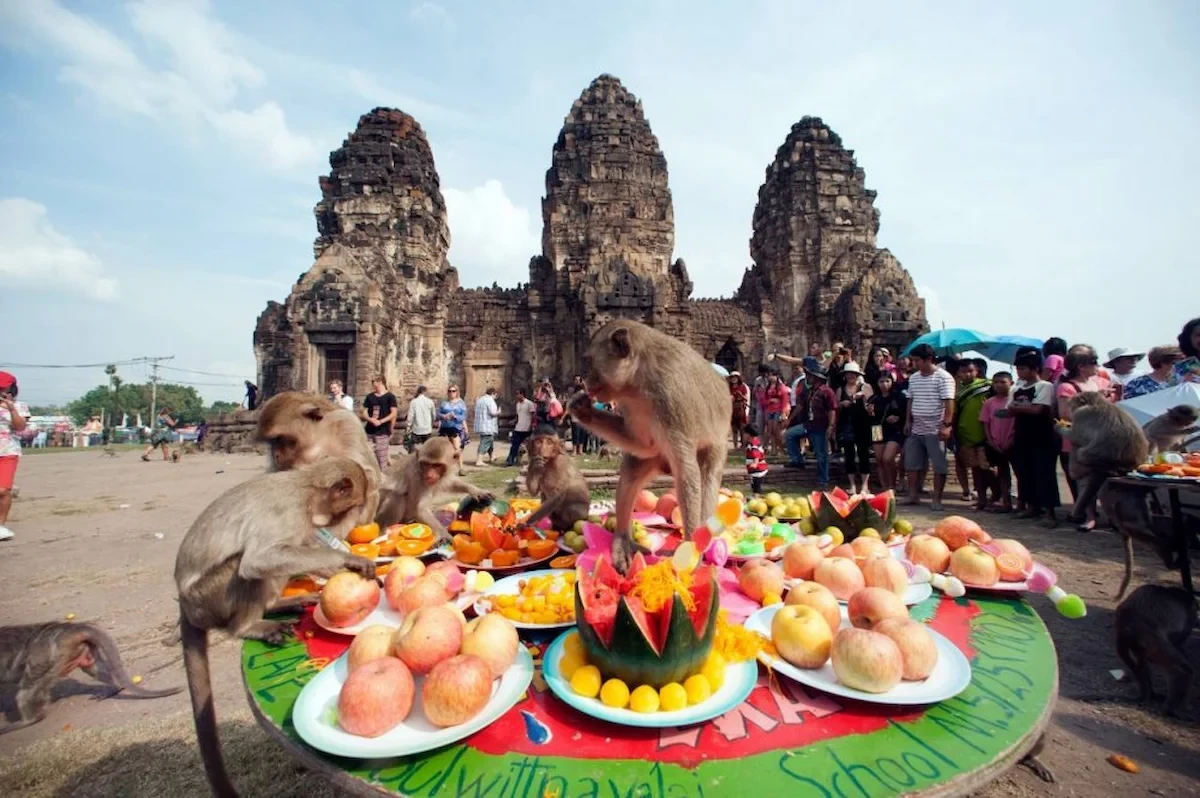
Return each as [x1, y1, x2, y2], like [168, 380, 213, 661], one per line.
[567, 320, 730, 572]
[1114, 584, 1196, 716]
[1101, 479, 1200, 600]
[519, 434, 590, 531]
[175, 458, 374, 797]
[376, 437, 492, 536]
[0, 622, 180, 734]
[1062, 391, 1148, 524]
[1142, 404, 1199, 456]
[254, 392, 381, 526]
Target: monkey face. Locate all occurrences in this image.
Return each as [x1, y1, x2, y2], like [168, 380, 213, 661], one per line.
[421, 461, 446, 486]
[528, 434, 561, 460]
[307, 459, 368, 527]
[1169, 405, 1199, 425]
[584, 323, 638, 400]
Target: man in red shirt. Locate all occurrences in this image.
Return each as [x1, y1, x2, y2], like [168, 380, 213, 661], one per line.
[793, 366, 837, 488]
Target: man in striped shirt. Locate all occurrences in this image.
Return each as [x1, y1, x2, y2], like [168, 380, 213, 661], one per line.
[903, 344, 957, 511]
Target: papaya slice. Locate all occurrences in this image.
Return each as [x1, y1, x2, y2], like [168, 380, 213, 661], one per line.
[281, 577, 319, 597]
[550, 554, 577, 569]
[455, 540, 487, 565]
[471, 511, 499, 546]
[449, 519, 471, 534]
[490, 549, 520, 567]
[527, 539, 557, 560]
[501, 533, 521, 552]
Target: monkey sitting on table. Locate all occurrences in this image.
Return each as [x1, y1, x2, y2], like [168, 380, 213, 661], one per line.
[567, 320, 730, 573]
[514, 434, 590, 532]
[1114, 583, 1196, 716]
[376, 436, 493, 537]
[175, 457, 375, 798]
[1142, 404, 1199, 456]
[0, 622, 181, 734]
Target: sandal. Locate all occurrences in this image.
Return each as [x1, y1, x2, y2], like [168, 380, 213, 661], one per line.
[141, 454, 150, 462]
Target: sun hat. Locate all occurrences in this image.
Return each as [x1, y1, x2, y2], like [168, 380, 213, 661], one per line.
[1104, 347, 1145, 368]
[841, 361, 863, 375]
[807, 365, 828, 380]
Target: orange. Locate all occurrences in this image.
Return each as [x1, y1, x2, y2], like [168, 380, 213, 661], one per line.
[281, 577, 319, 597]
[347, 523, 380, 545]
[490, 549, 520, 567]
[376, 538, 398, 557]
[454, 539, 486, 565]
[550, 554, 577, 569]
[396, 538, 434, 556]
[375, 561, 392, 576]
[526, 539, 557, 560]
[350, 543, 380, 560]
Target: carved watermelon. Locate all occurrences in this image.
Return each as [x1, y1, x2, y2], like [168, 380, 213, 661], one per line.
[853, 490, 896, 533]
[810, 489, 895, 541]
[575, 554, 720, 688]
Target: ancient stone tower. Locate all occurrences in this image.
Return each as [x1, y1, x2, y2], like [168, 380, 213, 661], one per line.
[254, 108, 458, 400]
[744, 117, 927, 355]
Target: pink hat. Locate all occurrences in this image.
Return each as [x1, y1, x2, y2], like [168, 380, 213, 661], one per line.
[1044, 354, 1065, 380]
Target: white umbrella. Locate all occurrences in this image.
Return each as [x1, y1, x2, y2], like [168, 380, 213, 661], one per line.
[711, 362, 730, 378]
[1118, 382, 1200, 429]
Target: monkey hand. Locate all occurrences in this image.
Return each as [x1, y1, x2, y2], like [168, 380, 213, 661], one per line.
[344, 555, 377, 581]
[472, 490, 494, 505]
[610, 532, 637, 575]
[504, 480, 521, 497]
[567, 392, 594, 419]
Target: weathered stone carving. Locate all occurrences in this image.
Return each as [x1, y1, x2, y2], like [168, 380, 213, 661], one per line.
[251, 81, 927, 442]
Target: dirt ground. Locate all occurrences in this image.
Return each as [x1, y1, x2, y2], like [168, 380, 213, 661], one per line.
[1, 445, 1197, 797]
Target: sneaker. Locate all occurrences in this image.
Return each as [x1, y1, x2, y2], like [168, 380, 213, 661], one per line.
[0, 526, 13, 541]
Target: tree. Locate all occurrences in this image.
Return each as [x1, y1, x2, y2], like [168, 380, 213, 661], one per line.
[68, 382, 206, 426]
[27, 405, 67, 416]
[206, 400, 240, 419]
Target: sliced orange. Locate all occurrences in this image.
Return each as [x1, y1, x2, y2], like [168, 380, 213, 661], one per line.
[347, 523, 380, 545]
[396, 538, 434, 556]
[996, 553, 1025, 582]
[550, 554, 577, 569]
[527, 539, 557, 560]
[376, 538, 398, 557]
[375, 561, 392, 576]
[350, 543, 380, 560]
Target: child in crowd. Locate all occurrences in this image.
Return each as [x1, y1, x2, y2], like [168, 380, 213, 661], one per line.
[743, 423, 768, 494]
[1004, 352, 1060, 528]
[979, 371, 1015, 513]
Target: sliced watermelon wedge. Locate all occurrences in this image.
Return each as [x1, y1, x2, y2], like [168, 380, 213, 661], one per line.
[688, 566, 717, 639]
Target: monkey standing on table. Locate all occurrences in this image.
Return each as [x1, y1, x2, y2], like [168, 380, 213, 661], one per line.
[567, 320, 730, 573]
[0, 622, 181, 734]
[254, 392, 382, 525]
[518, 434, 590, 531]
[175, 458, 375, 798]
[1061, 391, 1148, 526]
[1114, 584, 1196, 716]
[375, 437, 493, 537]
[1142, 405, 1199, 456]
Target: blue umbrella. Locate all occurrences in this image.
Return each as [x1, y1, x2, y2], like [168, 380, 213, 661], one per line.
[900, 328, 990, 358]
[974, 335, 1045, 364]
[711, 362, 730, 378]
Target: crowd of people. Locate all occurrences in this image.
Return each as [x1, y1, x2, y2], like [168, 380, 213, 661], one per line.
[734, 316, 1200, 529]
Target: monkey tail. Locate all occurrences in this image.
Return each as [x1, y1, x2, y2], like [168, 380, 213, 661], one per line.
[83, 623, 183, 699]
[1115, 535, 1134, 601]
[181, 613, 240, 798]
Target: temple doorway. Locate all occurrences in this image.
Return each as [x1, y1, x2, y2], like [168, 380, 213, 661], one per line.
[715, 338, 741, 374]
[320, 347, 351, 392]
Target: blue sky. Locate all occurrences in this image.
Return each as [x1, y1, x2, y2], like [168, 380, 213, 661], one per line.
[2, 0, 1197, 405]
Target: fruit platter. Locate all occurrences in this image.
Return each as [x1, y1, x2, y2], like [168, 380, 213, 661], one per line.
[293, 606, 534, 758]
[542, 553, 760, 728]
[1133, 451, 1200, 480]
[445, 500, 563, 572]
[474, 569, 579, 629]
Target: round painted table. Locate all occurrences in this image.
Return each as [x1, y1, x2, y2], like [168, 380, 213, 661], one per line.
[243, 593, 1057, 797]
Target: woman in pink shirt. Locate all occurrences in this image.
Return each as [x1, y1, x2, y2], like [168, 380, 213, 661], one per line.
[979, 371, 1016, 513]
[761, 371, 791, 456]
[1056, 346, 1105, 531]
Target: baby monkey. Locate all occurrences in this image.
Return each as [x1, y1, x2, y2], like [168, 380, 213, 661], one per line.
[0, 622, 181, 734]
[175, 457, 374, 797]
[1114, 583, 1196, 716]
[376, 436, 493, 536]
[517, 434, 590, 532]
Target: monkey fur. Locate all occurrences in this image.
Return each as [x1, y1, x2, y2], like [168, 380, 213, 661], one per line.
[1142, 404, 1199, 456]
[1062, 391, 1149, 524]
[1099, 480, 1191, 600]
[567, 320, 730, 573]
[0, 622, 181, 734]
[175, 458, 375, 797]
[376, 436, 493, 537]
[520, 434, 591, 532]
[1114, 583, 1196, 716]
[254, 391, 381, 526]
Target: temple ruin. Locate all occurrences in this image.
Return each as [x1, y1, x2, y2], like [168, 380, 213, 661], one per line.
[253, 74, 927, 411]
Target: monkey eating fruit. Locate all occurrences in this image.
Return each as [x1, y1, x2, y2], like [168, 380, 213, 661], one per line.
[520, 434, 590, 532]
[1114, 583, 1196, 716]
[175, 457, 374, 797]
[568, 320, 730, 573]
[1062, 391, 1148, 525]
[0, 622, 181, 734]
[376, 436, 493, 537]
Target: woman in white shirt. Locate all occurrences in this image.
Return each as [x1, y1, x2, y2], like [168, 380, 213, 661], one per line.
[329, 380, 354, 412]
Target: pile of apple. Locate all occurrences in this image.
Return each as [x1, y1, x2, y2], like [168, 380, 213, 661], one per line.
[338, 608, 521, 737]
[318, 557, 493, 630]
[906, 516, 1033, 588]
[736, 535, 912, 607]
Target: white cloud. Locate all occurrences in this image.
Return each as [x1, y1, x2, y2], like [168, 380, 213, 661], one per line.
[444, 180, 540, 286]
[0, 0, 318, 171]
[0, 198, 118, 300]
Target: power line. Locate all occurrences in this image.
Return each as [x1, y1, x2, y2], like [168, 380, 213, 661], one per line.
[0, 358, 144, 369]
[160, 365, 251, 379]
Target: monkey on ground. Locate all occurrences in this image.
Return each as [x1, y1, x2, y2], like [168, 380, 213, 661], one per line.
[1061, 391, 1148, 526]
[568, 320, 730, 573]
[1114, 583, 1196, 716]
[0, 622, 181, 734]
[1142, 404, 1199, 456]
[515, 434, 590, 532]
[375, 436, 493, 537]
[175, 457, 374, 797]
[254, 392, 381, 526]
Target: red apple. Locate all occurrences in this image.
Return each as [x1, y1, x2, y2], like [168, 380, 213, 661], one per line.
[461, 614, 520, 678]
[932, 516, 989, 551]
[861, 557, 909, 597]
[654, 492, 678, 521]
[421, 654, 495, 727]
[782, 541, 825, 580]
[813, 557, 866, 601]
[385, 556, 426, 591]
[847, 587, 907, 629]
[874, 617, 939, 680]
[850, 536, 889, 560]
[784, 581, 842, 634]
[388, 575, 449, 615]
[346, 624, 397, 672]
[737, 560, 785, 602]
[337, 657, 414, 737]
[391, 604, 463, 675]
[634, 490, 659, 513]
[319, 571, 381, 628]
[829, 543, 856, 560]
[425, 560, 465, 595]
[905, 534, 951, 574]
[831, 628, 903, 693]
[950, 546, 999, 587]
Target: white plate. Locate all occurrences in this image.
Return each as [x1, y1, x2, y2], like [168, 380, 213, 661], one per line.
[744, 604, 970, 706]
[474, 569, 577, 630]
[943, 560, 1054, 593]
[542, 630, 758, 728]
[313, 593, 478, 636]
[292, 648, 534, 758]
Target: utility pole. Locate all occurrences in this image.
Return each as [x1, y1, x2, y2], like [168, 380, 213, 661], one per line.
[145, 356, 175, 428]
